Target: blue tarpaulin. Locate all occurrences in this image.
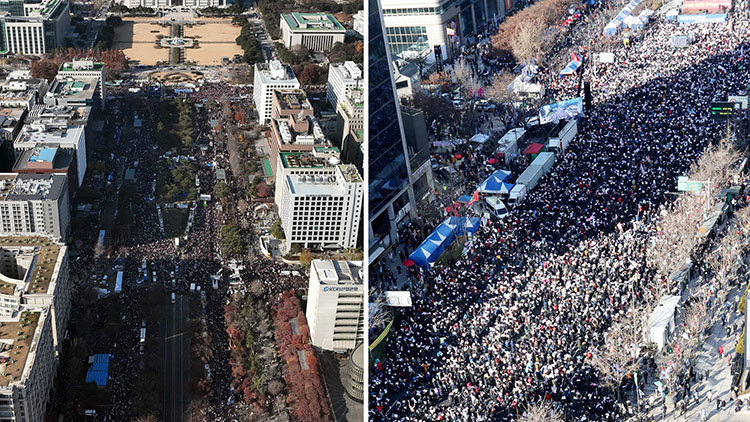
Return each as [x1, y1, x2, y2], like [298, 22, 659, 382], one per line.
[479, 169, 512, 193]
[677, 13, 726, 24]
[604, 0, 643, 36]
[85, 354, 111, 387]
[409, 217, 482, 268]
[560, 59, 582, 77]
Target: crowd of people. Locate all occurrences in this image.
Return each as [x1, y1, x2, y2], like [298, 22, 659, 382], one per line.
[371, 5, 750, 422]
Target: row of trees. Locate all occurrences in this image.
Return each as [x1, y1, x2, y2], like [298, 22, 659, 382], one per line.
[235, 21, 264, 64]
[273, 291, 332, 422]
[160, 160, 198, 201]
[29, 48, 128, 81]
[490, 0, 569, 64]
[220, 224, 243, 259]
[156, 99, 195, 149]
[225, 291, 282, 410]
[109, 4, 155, 15]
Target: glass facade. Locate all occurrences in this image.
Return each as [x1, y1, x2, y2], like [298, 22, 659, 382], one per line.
[369, 0, 409, 219]
[385, 26, 429, 57]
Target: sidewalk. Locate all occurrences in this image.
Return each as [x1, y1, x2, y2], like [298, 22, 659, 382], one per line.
[644, 285, 750, 421]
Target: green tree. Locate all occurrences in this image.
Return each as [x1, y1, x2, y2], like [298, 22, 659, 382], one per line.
[299, 249, 312, 268]
[270, 221, 285, 239]
[215, 181, 230, 199]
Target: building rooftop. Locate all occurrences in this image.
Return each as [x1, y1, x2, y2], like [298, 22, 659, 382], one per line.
[338, 164, 362, 183]
[330, 61, 363, 81]
[311, 259, 363, 285]
[59, 60, 105, 73]
[282, 12, 345, 31]
[281, 152, 329, 169]
[274, 89, 311, 111]
[28, 104, 91, 123]
[0, 236, 63, 296]
[255, 60, 297, 82]
[16, 124, 85, 147]
[47, 77, 97, 101]
[0, 174, 67, 201]
[0, 310, 41, 387]
[13, 147, 73, 172]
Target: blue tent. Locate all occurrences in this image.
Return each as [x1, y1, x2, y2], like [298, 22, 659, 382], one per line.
[479, 170, 512, 193]
[85, 354, 111, 387]
[409, 217, 482, 268]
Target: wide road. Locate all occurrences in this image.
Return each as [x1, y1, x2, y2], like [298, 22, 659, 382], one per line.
[163, 291, 189, 422]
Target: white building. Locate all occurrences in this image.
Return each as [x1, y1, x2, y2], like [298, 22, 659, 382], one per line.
[0, 237, 70, 422]
[305, 259, 363, 352]
[55, 60, 106, 107]
[380, 0, 511, 61]
[353, 10, 365, 36]
[0, 174, 71, 240]
[326, 61, 363, 110]
[0, 0, 71, 56]
[123, 0, 229, 9]
[15, 124, 86, 187]
[280, 12, 346, 52]
[276, 163, 362, 249]
[253, 60, 299, 126]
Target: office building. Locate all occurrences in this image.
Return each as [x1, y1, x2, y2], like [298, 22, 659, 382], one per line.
[0, 71, 48, 109]
[276, 163, 362, 249]
[44, 77, 100, 109]
[353, 10, 365, 36]
[380, 0, 510, 60]
[267, 89, 330, 175]
[345, 343, 364, 401]
[253, 60, 300, 126]
[26, 104, 92, 161]
[55, 60, 106, 107]
[0, 0, 71, 56]
[0, 236, 70, 422]
[0, 174, 71, 240]
[280, 12, 346, 52]
[123, 0, 230, 9]
[14, 124, 86, 187]
[369, 0, 434, 264]
[326, 61, 363, 110]
[305, 259, 363, 352]
[335, 88, 364, 172]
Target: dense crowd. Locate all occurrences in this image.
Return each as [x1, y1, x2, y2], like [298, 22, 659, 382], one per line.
[371, 6, 750, 422]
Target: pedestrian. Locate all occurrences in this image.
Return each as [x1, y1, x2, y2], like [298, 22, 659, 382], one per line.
[719, 345, 724, 358]
[707, 390, 713, 403]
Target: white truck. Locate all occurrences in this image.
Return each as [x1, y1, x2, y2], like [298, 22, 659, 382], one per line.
[547, 118, 577, 154]
[509, 152, 556, 206]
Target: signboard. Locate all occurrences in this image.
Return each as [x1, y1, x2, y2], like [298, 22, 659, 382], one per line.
[728, 95, 749, 110]
[710, 101, 738, 120]
[385, 291, 413, 307]
[538, 97, 583, 124]
[598, 52, 615, 63]
[676, 13, 726, 24]
[677, 176, 704, 192]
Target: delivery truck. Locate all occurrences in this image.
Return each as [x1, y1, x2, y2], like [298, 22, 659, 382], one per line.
[546, 118, 577, 154]
[509, 152, 556, 206]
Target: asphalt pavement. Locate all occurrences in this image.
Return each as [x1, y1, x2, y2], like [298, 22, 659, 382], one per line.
[163, 291, 189, 422]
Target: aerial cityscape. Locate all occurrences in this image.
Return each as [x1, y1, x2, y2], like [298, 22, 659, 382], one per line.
[0, 0, 366, 421]
[368, 0, 749, 421]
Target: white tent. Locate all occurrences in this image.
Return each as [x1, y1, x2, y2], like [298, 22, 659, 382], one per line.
[647, 295, 680, 350]
[471, 133, 490, 144]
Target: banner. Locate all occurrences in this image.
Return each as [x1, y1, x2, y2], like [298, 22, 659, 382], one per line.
[538, 97, 583, 124]
[676, 13, 726, 23]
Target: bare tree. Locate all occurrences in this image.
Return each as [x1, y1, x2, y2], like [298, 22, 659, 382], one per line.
[520, 399, 564, 422]
[510, 19, 545, 65]
[451, 59, 481, 98]
[589, 308, 646, 403]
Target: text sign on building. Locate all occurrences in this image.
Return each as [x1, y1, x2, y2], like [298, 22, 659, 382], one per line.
[728, 95, 749, 110]
[322, 286, 361, 292]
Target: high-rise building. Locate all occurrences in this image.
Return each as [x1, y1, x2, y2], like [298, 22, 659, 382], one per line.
[379, 0, 510, 61]
[0, 174, 71, 240]
[326, 61, 363, 110]
[55, 60, 107, 108]
[280, 13, 346, 52]
[369, 0, 433, 263]
[267, 89, 330, 176]
[276, 162, 362, 249]
[0, 0, 71, 56]
[0, 236, 70, 422]
[305, 259, 364, 352]
[353, 10, 365, 36]
[253, 60, 300, 126]
[335, 88, 364, 172]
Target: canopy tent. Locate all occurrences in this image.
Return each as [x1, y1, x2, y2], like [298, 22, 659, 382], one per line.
[523, 143, 545, 155]
[479, 169, 514, 194]
[625, 15, 645, 30]
[409, 217, 482, 268]
[471, 133, 490, 144]
[665, 9, 679, 20]
[85, 354, 111, 387]
[604, 0, 643, 36]
[457, 194, 474, 204]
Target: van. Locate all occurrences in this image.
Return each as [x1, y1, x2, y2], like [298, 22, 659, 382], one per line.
[508, 185, 527, 207]
[171, 292, 176, 304]
[485, 196, 510, 219]
[190, 282, 195, 292]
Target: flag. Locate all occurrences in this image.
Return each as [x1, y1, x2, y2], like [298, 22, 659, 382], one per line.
[467, 190, 480, 206]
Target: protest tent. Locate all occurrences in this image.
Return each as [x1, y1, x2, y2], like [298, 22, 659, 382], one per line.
[559, 59, 582, 77]
[647, 295, 680, 350]
[409, 217, 482, 268]
[471, 133, 490, 144]
[479, 170, 514, 193]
